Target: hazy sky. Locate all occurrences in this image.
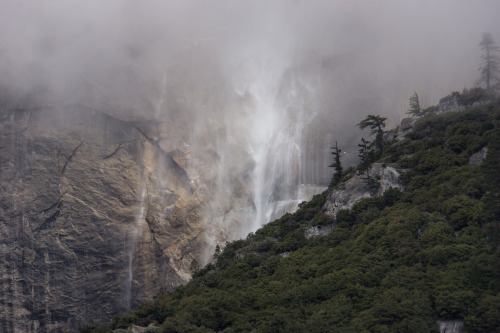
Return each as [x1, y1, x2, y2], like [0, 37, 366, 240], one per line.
[1, 0, 499, 115]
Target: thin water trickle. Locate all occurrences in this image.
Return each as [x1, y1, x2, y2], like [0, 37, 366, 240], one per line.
[124, 184, 146, 311]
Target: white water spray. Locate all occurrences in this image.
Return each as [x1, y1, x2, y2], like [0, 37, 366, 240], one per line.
[243, 54, 327, 230]
[197, 50, 328, 263]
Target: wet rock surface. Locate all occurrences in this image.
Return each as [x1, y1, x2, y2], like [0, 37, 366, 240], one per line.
[0, 105, 204, 332]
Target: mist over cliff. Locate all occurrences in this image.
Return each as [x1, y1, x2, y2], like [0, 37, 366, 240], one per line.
[2, 1, 498, 106]
[1, 0, 499, 331]
[2, 0, 498, 237]
[1, 0, 498, 167]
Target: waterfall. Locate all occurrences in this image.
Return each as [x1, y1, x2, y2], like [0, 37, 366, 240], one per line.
[124, 183, 146, 311]
[245, 59, 327, 230]
[197, 52, 329, 264]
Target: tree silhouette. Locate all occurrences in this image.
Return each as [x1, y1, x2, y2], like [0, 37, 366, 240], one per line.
[408, 92, 421, 117]
[357, 138, 379, 193]
[329, 141, 343, 187]
[214, 244, 221, 259]
[357, 115, 387, 154]
[478, 33, 500, 90]
[358, 137, 372, 179]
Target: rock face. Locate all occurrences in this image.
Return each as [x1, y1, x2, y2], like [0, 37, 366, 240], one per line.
[468, 147, 488, 166]
[0, 51, 335, 330]
[304, 224, 334, 239]
[323, 163, 402, 216]
[438, 94, 465, 113]
[398, 117, 416, 138]
[0, 34, 339, 331]
[437, 93, 491, 114]
[438, 320, 464, 333]
[0, 105, 204, 332]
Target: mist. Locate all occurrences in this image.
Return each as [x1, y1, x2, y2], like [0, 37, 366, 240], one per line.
[2, 0, 499, 124]
[2, 0, 500, 258]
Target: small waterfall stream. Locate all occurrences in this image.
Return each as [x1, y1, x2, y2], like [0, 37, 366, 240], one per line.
[124, 183, 146, 311]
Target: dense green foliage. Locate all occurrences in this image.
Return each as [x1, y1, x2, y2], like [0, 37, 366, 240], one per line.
[83, 98, 500, 332]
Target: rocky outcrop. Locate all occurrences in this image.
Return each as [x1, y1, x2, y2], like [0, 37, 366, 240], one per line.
[438, 320, 464, 333]
[0, 105, 204, 332]
[437, 93, 491, 114]
[304, 224, 334, 239]
[398, 117, 416, 138]
[468, 147, 488, 166]
[438, 94, 465, 113]
[322, 163, 402, 216]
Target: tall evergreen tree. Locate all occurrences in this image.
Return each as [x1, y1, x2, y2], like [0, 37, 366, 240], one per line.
[478, 32, 500, 90]
[408, 92, 421, 117]
[357, 138, 372, 179]
[329, 141, 343, 187]
[357, 115, 387, 154]
[357, 137, 379, 193]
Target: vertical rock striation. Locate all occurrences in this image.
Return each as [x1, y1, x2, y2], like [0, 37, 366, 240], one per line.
[0, 105, 203, 332]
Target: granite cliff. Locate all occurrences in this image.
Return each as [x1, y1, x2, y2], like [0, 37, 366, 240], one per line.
[0, 104, 205, 332]
[0, 53, 332, 330]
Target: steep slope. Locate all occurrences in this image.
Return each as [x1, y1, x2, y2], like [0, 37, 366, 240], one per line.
[90, 94, 500, 332]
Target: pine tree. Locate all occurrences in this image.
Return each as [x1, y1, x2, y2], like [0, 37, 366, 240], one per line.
[358, 138, 372, 179]
[478, 33, 500, 90]
[358, 138, 379, 194]
[408, 92, 421, 117]
[329, 141, 343, 187]
[357, 115, 387, 154]
[213, 244, 221, 259]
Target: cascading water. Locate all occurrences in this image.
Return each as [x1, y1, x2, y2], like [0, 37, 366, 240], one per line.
[197, 51, 329, 263]
[247, 66, 327, 230]
[246, 60, 285, 230]
[124, 183, 146, 311]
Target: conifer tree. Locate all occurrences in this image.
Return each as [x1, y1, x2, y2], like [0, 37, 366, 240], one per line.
[358, 138, 372, 179]
[357, 115, 387, 154]
[478, 32, 500, 90]
[213, 244, 221, 259]
[358, 138, 379, 193]
[329, 141, 343, 187]
[408, 92, 421, 117]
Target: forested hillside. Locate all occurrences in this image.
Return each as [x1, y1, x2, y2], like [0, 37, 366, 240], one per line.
[84, 92, 500, 332]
